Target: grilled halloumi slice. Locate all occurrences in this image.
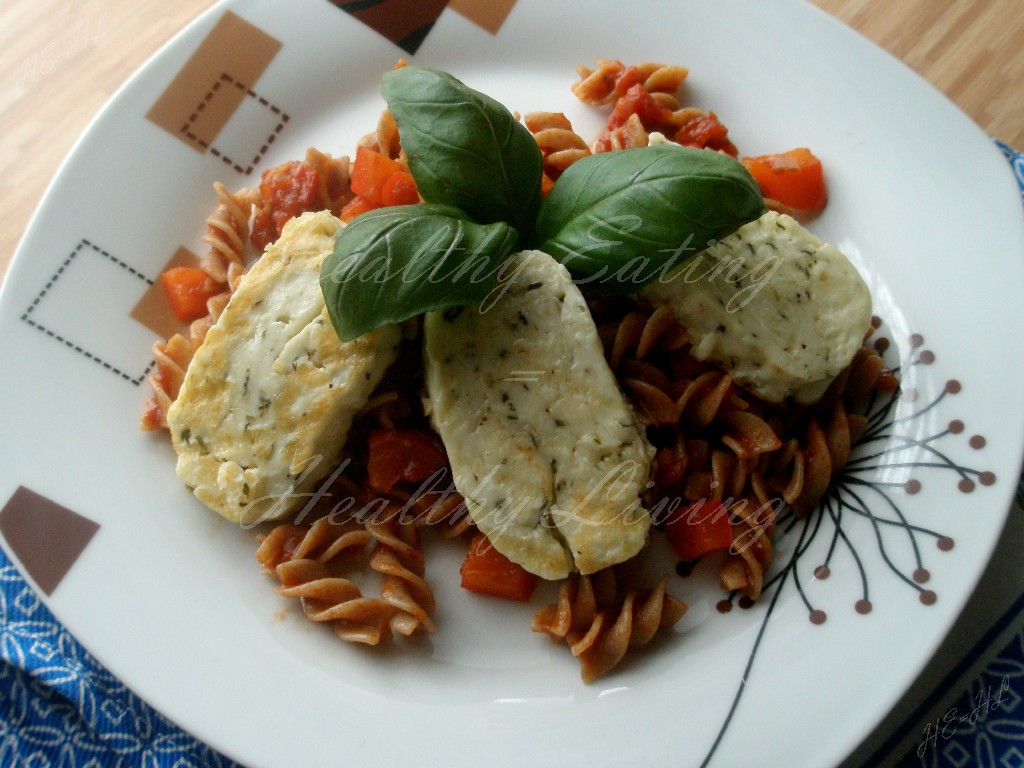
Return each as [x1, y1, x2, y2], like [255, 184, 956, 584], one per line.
[167, 210, 401, 525]
[641, 211, 872, 403]
[424, 250, 653, 580]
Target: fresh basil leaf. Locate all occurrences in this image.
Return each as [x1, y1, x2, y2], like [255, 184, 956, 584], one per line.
[320, 204, 519, 341]
[381, 66, 543, 235]
[531, 145, 765, 295]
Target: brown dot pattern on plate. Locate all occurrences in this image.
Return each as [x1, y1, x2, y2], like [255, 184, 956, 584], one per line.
[959, 478, 976, 493]
[913, 568, 930, 584]
[813, 565, 830, 580]
[855, 600, 872, 615]
[919, 350, 936, 364]
[948, 419, 964, 434]
[716, 600, 732, 614]
[809, 610, 827, 625]
[920, 590, 938, 606]
[946, 379, 962, 394]
[905, 479, 922, 494]
[937, 537, 955, 551]
[969, 435, 987, 449]
[979, 472, 996, 486]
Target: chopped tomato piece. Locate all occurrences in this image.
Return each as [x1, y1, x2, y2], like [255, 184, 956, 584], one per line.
[139, 396, 162, 431]
[607, 83, 673, 131]
[460, 532, 539, 601]
[366, 429, 448, 493]
[674, 111, 738, 156]
[350, 146, 403, 206]
[251, 160, 323, 250]
[741, 147, 827, 213]
[654, 445, 688, 487]
[380, 170, 419, 206]
[613, 65, 646, 98]
[159, 267, 222, 322]
[664, 499, 734, 560]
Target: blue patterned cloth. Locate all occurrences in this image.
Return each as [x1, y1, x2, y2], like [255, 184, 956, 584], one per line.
[1, 141, 1022, 768]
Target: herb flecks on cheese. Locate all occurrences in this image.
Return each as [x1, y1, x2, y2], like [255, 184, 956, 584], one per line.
[424, 250, 654, 579]
[642, 211, 872, 403]
[168, 211, 401, 525]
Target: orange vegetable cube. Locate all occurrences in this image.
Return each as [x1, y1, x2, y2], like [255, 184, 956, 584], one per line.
[460, 532, 539, 601]
[741, 147, 828, 213]
[159, 267, 221, 323]
[663, 499, 734, 561]
[380, 170, 420, 207]
[350, 146, 403, 206]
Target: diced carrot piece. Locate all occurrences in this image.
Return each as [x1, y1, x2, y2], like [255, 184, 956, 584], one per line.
[540, 173, 556, 197]
[664, 499, 734, 561]
[380, 170, 420, 207]
[741, 147, 828, 213]
[460, 532, 539, 601]
[339, 195, 378, 222]
[159, 267, 221, 323]
[350, 146, 403, 206]
[366, 429, 448, 493]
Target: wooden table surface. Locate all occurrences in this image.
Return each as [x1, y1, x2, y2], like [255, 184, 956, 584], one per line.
[1, 0, 1021, 281]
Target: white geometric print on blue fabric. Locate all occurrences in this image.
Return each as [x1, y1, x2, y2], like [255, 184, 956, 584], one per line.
[995, 140, 1024, 198]
[0, 559, 241, 768]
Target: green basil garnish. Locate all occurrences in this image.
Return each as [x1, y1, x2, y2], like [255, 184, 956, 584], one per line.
[320, 204, 519, 341]
[531, 145, 765, 294]
[381, 66, 543, 235]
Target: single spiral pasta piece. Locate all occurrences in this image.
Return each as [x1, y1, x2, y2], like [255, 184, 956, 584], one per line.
[364, 517, 436, 636]
[187, 289, 232, 349]
[199, 182, 259, 285]
[523, 111, 592, 183]
[256, 513, 437, 645]
[532, 569, 686, 683]
[139, 333, 195, 430]
[720, 496, 778, 599]
[303, 146, 352, 213]
[255, 518, 398, 644]
[359, 108, 402, 161]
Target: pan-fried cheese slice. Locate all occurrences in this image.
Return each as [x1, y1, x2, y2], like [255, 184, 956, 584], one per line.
[424, 250, 653, 580]
[167, 210, 401, 525]
[641, 211, 872, 404]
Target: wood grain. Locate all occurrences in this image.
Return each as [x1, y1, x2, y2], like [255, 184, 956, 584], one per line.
[1, 0, 1021, 282]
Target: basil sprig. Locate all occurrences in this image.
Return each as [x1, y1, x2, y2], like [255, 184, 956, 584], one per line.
[381, 67, 543, 235]
[320, 205, 518, 341]
[320, 66, 765, 341]
[532, 146, 765, 294]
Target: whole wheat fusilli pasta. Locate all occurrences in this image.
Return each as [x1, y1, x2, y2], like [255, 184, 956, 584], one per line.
[532, 567, 686, 683]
